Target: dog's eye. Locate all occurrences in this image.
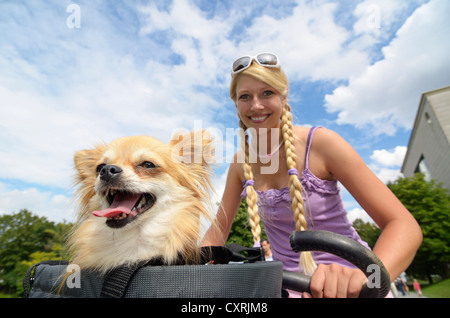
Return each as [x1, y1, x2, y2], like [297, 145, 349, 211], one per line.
[96, 164, 106, 174]
[139, 161, 157, 169]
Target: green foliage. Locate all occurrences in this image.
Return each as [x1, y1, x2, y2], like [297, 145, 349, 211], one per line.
[352, 219, 381, 249]
[0, 209, 72, 296]
[226, 199, 266, 247]
[387, 173, 450, 281]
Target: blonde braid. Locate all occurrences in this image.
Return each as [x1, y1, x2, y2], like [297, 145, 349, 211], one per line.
[281, 104, 317, 275]
[239, 121, 261, 244]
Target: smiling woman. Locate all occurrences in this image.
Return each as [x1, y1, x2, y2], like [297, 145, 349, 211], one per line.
[201, 51, 423, 299]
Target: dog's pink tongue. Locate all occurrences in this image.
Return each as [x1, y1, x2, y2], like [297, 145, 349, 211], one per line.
[93, 192, 141, 218]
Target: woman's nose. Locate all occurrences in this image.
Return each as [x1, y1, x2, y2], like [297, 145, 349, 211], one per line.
[250, 96, 264, 111]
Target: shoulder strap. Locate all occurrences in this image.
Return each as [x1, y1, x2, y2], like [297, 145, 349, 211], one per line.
[304, 126, 322, 170]
[100, 258, 172, 298]
[223, 244, 265, 262]
[100, 260, 151, 298]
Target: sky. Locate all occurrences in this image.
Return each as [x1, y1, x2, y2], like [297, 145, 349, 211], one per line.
[0, 0, 449, 225]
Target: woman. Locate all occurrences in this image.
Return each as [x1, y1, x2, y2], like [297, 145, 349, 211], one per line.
[201, 53, 422, 298]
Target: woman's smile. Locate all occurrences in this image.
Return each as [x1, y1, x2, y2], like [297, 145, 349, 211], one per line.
[235, 75, 285, 130]
[250, 114, 271, 123]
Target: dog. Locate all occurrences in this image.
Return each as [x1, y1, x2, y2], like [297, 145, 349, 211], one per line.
[67, 131, 216, 274]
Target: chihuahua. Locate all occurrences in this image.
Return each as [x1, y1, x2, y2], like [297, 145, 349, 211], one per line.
[67, 131, 216, 274]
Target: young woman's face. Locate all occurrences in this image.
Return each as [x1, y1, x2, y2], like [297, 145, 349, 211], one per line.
[235, 75, 286, 134]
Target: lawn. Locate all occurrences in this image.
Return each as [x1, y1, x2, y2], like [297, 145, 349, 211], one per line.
[422, 278, 450, 298]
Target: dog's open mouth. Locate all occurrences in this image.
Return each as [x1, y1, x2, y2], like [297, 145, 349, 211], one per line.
[93, 190, 156, 228]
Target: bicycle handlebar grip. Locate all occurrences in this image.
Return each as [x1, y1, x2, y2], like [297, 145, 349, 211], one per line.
[283, 230, 391, 298]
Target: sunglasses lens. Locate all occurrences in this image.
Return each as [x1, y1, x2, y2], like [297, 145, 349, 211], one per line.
[232, 56, 251, 73]
[256, 53, 278, 66]
[231, 53, 279, 76]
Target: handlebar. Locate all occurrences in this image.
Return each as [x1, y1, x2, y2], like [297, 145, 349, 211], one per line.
[282, 230, 391, 298]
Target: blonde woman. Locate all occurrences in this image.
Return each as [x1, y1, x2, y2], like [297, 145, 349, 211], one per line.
[201, 53, 422, 298]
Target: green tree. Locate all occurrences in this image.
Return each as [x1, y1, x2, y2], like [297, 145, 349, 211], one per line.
[0, 209, 71, 294]
[226, 199, 266, 247]
[352, 219, 381, 249]
[387, 173, 450, 283]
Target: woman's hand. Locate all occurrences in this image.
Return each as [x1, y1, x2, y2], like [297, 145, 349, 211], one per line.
[302, 264, 367, 298]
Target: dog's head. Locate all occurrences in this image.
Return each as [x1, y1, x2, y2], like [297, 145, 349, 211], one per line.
[68, 131, 216, 271]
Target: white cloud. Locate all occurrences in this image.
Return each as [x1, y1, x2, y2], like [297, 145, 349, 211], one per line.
[138, 0, 236, 86]
[368, 146, 407, 183]
[236, 1, 370, 82]
[347, 207, 376, 224]
[370, 146, 407, 167]
[371, 166, 404, 184]
[342, 144, 405, 222]
[353, 0, 426, 39]
[0, 182, 75, 223]
[325, 0, 450, 136]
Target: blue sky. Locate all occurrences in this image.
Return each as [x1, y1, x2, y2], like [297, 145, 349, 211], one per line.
[0, 0, 449, 224]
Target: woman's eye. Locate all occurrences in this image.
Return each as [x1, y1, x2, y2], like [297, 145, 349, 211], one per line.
[140, 161, 157, 169]
[263, 90, 274, 97]
[238, 93, 250, 100]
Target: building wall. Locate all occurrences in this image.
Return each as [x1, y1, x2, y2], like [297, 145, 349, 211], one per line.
[402, 86, 450, 191]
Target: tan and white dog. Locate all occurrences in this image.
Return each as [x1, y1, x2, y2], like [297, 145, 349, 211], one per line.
[67, 131, 216, 274]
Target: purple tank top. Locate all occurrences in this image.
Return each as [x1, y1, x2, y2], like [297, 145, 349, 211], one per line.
[241, 127, 370, 272]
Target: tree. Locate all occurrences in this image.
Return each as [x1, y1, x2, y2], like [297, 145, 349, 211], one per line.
[0, 209, 72, 294]
[226, 199, 266, 247]
[387, 173, 450, 283]
[352, 219, 381, 249]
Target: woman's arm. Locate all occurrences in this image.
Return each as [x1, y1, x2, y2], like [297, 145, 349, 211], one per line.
[307, 128, 422, 297]
[201, 158, 244, 246]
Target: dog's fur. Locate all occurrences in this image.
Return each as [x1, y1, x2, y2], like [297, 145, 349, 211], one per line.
[67, 131, 216, 274]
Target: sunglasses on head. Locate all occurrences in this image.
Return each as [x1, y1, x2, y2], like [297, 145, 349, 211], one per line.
[231, 52, 280, 76]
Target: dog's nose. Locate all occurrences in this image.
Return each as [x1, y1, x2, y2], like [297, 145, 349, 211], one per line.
[99, 165, 123, 181]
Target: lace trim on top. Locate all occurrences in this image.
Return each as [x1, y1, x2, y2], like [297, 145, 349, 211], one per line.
[300, 169, 339, 195]
[241, 168, 340, 201]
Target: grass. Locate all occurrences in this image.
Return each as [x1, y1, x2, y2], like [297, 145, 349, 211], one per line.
[422, 278, 450, 298]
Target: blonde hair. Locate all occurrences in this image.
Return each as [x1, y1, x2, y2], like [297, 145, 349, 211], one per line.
[230, 62, 316, 274]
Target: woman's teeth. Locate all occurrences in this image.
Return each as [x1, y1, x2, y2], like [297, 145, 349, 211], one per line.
[251, 115, 269, 121]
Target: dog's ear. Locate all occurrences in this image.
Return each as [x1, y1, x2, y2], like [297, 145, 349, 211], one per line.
[74, 144, 106, 179]
[168, 130, 216, 205]
[169, 130, 215, 166]
[72, 144, 106, 220]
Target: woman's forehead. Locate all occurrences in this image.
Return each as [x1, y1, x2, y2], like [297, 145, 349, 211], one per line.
[236, 75, 273, 91]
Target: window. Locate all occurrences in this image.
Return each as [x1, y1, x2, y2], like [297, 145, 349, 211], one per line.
[415, 156, 431, 181]
[424, 112, 432, 124]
